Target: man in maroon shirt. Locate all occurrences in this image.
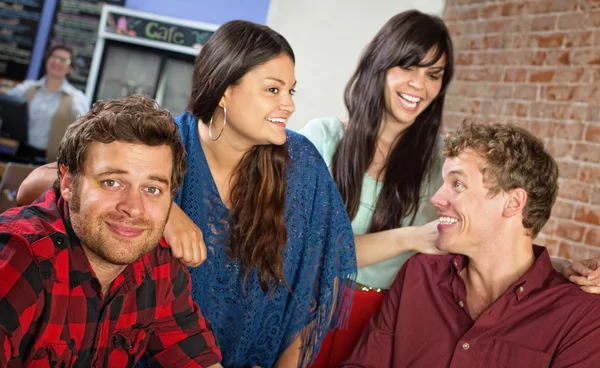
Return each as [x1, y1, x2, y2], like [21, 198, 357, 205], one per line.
[343, 122, 600, 368]
[0, 95, 222, 367]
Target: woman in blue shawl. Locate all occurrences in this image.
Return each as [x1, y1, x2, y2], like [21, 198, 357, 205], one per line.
[15, 20, 356, 368]
[162, 21, 356, 367]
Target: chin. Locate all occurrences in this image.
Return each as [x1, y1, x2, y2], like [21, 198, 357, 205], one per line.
[268, 134, 287, 146]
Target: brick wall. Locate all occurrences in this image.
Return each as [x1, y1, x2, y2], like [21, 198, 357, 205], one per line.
[442, 0, 600, 261]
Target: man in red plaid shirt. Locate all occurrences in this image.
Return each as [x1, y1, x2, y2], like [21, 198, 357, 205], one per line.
[0, 95, 222, 367]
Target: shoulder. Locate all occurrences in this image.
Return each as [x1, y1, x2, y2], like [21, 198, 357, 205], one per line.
[297, 116, 344, 148]
[402, 253, 455, 280]
[285, 130, 330, 170]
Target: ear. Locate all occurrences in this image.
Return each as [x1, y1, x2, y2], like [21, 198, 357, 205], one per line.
[503, 188, 527, 218]
[59, 165, 74, 203]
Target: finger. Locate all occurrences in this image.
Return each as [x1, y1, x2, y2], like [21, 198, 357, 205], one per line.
[169, 239, 183, 259]
[569, 275, 600, 286]
[194, 236, 207, 267]
[181, 233, 195, 266]
[569, 262, 593, 277]
[580, 285, 600, 295]
[587, 266, 600, 282]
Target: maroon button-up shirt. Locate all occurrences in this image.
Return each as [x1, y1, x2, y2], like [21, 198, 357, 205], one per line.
[0, 189, 221, 367]
[343, 246, 600, 368]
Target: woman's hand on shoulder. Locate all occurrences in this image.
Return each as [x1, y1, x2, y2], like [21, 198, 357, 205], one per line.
[562, 257, 600, 294]
[409, 220, 447, 256]
[163, 202, 207, 267]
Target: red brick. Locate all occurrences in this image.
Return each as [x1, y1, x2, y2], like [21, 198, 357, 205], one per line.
[592, 187, 600, 205]
[587, 107, 600, 122]
[501, 2, 527, 16]
[581, 0, 600, 11]
[579, 165, 600, 183]
[531, 15, 558, 31]
[552, 67, 585, 83]
[546, 103, 588, 121]
[595, 30, 600, 46]
[574, 205, 600, 225]
[558, 13, 586, 30]
[529, 69, 555, 82]
[456, 7, 479, 20]
[548, 0, 579, 12]
[553, 199, 575, 219]
[555, 220, 587, 242]
[572, 50, 600, 65]
[573, 143, 600, 162]
[589, 10, 600, 27]
[512, 85, 538, 100]
[534, 34, 565, 48]
[456, 53, 474, 66]
[572, 86, 600, 103]
[557, 160, 580, 179]
[481, 101, 503, 116]
[479, 4, 502, 19]
[586, 124, 600, 143]
[554, 122, 584, 141]
[564, 32, 594, 47]
[484, 20, 508, 34]
[584, 226, 600, 247]
[558, 179, 592, 202]
[544, 86, 575, 101]
[544, 50, 571, 65]
[504, 68, 528, 82]
[558, 242, 591, 261]
[546, 140, 574, 158]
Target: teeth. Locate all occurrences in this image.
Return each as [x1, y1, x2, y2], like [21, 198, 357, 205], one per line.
[399, 93, 421, 103]
[438, 216, 458, 225]
[267, 118, 285, 123]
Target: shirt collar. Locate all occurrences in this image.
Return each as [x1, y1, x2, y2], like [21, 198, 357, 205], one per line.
[449, 245, 553, 301]
[35, 77, 76, 96]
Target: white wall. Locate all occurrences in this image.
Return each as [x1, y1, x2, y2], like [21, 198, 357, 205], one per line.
[266, 0, 446, 130]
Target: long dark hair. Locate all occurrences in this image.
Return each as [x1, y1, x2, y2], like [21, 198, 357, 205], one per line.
[331, 10, 454, 232]
[187, 20, 294, 291]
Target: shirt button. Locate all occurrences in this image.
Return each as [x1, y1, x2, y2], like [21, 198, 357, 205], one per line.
[458, 300, 464, 308]
[462, 342, 470, 350]
[56, 235, 64, 245]
[454, 261, 458, 267]
[519, 286, 525, 293]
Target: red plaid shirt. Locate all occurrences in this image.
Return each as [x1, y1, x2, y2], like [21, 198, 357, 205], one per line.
[0, 189, 221, 367]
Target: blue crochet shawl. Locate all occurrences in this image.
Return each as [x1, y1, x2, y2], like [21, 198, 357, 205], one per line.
[174, 113, 356, 368]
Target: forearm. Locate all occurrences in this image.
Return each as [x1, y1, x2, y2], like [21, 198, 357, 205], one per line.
[16, 163, 58, 205]
[355, 228, 414, 268]
[275, 336, 301, 368]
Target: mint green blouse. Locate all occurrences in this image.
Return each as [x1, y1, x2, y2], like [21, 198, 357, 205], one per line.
[299, 116, 444, 289]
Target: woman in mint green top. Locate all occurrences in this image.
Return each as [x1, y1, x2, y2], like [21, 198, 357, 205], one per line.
[300, 11, 456, 368]
[300, 116, 444, 290]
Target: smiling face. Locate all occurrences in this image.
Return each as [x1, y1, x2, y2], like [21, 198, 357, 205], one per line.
[382, 49, 445, 130]
[430, 149, 509, 255]
[218, 53, 296, 147]
[46, 48, 74, 80]
[61, 141, 173, 266]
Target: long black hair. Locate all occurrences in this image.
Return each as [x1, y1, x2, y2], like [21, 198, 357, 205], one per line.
[331, 10, 455, 232]
[187, 20, 294, 292]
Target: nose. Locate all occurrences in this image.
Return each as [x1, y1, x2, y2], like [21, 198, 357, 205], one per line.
[430, 184, 449, 209]
[116, 188, 145, 218]
[408, 71, 426, 91]
[279, 91, 295, 115]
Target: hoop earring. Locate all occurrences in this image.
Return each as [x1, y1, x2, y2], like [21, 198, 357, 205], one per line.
[209, 106, 227, 141]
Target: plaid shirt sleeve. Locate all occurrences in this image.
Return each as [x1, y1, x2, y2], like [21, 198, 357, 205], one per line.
[146, 255, 221, 367]
[0, 233, 42, 366]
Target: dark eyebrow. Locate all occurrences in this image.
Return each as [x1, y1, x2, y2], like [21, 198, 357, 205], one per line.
[95, 169, 170, 187]
[266, 77, 297, 88]
[428, 67, 445, 73]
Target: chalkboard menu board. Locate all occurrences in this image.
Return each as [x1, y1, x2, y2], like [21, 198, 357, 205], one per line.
[0, 0, 46, 81]
[44, 0, 126, 91]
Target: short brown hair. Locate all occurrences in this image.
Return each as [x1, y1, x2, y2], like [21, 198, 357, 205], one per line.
[57, 94, 186, 195]
[45, 45, 76, 69]
[443, 122, 559, 238]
